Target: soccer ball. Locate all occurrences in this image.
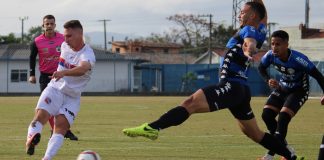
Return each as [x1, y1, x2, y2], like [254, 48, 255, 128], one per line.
[76, 150, 101, 160]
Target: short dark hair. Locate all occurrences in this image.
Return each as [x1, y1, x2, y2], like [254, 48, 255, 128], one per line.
[43, 14, 55, 21]
[271, 30, 289, 41]
[63, 20, 83, 30]
[246, 2, 266, 21]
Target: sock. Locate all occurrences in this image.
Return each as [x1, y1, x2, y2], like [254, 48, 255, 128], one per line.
[48, 116, 55, 130]
[149, 106, 189, 130]
[259, 133, 294, 160]
[43, 133, 64, 160]
[262, 108, 278, 156]
[318, 135, 324, 160]
[27, 121, 43, 139]
[262, 108, 278, 134]
[275, 112, 292, 144]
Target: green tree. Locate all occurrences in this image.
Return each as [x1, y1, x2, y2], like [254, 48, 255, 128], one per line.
[0, 33, 20, 44]
[136, 14, 236, 56]
[145, 29, 181, 44]
[167, 14, 208, 48]
[25, 26, 42, 44]
[211, 23, 236, 48]
[181, 72, 197, 92]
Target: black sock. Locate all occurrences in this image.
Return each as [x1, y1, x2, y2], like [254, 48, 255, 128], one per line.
[259, 133, 294, 160]
[149, 106, 189, 130]
[262, 108, 278, 134]
[262, 108, 278, 156]
[273, 111, 292, 155]
[277, 112, 292, 140]
[318, 135, 324, 160]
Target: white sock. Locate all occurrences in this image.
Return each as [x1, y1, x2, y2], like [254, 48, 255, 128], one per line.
[27, 121, 43, 139]
[43, 133, 64, 160]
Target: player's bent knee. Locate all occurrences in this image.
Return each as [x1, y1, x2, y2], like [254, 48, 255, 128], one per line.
[262, 108, 277, 122]
[34, 109, 51, 125]
[181, 91, 210, 114]
[182, 96, 194, 106]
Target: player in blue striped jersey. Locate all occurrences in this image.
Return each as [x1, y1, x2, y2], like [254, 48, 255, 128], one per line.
[258, 30, 324, 160]
[124, 1, 303, 160]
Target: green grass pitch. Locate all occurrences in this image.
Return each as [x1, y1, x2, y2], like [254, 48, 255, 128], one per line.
[0, 96, 323, 160]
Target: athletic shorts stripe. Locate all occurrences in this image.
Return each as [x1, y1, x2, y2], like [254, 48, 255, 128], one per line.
[202, 81, 254, 120]
[266, 88, 309, 113]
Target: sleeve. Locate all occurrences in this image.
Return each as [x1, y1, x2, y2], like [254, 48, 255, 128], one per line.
[257, 24, 267, 49]
[80, 49, 96, 68]
[258, 51, 272, 82]
[240, 26, 255, 40]
[258, 63, 270, 83]
[309, 67, 324, 93]
[304, 56, 316, 72]
[29, 41, 38, 76]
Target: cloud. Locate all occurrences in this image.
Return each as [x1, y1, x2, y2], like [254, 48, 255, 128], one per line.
[0, 0, 323, 37]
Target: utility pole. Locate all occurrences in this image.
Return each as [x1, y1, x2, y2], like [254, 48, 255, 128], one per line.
[199, 14, 213, 66]
[98, 19, 111, 52]
[305, 0, 309, 28]
[19, 16, 28, 44]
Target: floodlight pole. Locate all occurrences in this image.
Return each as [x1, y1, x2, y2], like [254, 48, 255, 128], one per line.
[19, 16, 28, 43]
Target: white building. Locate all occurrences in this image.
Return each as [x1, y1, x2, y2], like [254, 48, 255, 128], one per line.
[282, 24, 324, 60]
[0, 44, 145, 93]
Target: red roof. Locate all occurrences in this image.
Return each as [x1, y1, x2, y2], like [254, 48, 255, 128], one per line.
[112, 40, 183, 48]
[299, 24, 324, 39]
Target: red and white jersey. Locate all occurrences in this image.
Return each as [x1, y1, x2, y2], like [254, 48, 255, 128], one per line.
[48, 42, 96, 97]
[34, 33, 64, 74]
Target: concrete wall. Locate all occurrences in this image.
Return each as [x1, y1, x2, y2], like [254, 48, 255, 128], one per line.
[0, 61, 37, 93]
[84, 60, 133, 92]
[282, 27, 324, 60]
[0, 60, 135, 93]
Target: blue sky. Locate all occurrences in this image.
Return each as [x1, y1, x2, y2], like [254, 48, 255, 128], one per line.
[0, 0, 323, 37]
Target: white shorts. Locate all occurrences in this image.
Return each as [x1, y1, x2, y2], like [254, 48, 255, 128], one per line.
[36, 86, 80, 125]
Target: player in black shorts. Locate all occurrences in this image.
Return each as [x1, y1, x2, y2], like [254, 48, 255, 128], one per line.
[123, 1, 303, 159]
[257, 30, 324, 160]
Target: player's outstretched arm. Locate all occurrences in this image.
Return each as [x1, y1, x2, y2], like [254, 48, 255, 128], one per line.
[52, 61, 91, 81]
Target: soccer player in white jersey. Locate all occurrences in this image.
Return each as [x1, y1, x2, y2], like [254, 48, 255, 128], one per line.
[25, 20, 96, 160]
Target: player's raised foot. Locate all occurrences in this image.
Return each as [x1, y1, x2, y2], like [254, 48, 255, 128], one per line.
[64, 130, 78, 141]
[26, 133, 41, 155]
[256, 154, 274, 160]
[122, 123, 159, 140]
